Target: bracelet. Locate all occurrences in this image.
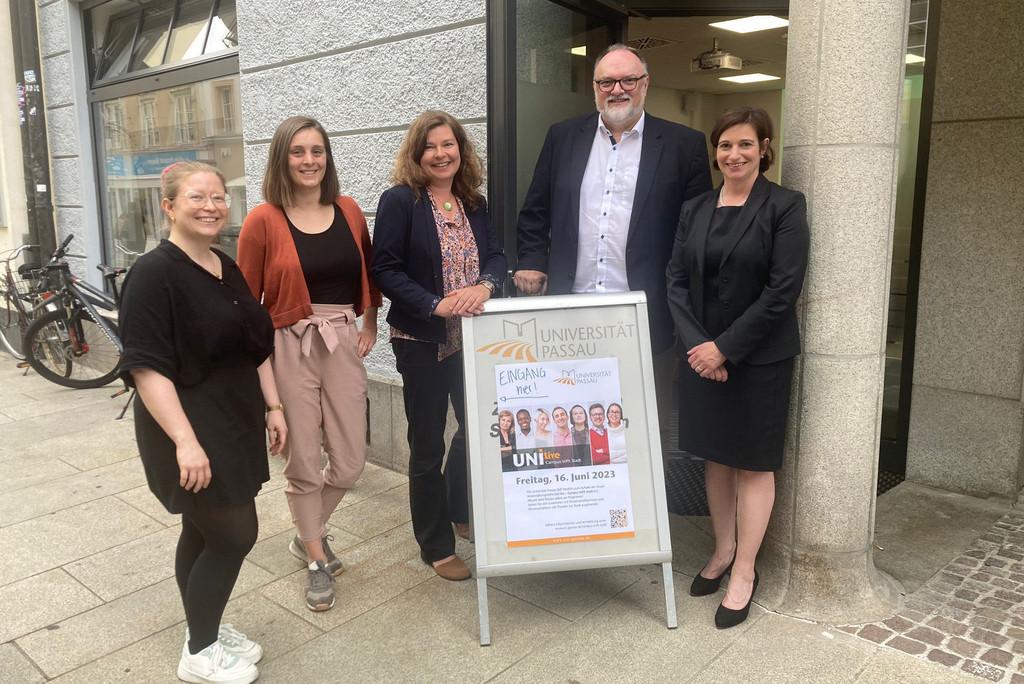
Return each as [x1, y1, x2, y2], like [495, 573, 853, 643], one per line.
[266, 404, 284, 413]
[476, 279, 495, 294]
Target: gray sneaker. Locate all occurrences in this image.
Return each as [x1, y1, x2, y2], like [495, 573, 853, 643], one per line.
[320, 534, 344, 576]
[305, 560, 335, 612]
[289, 534, 344, 576]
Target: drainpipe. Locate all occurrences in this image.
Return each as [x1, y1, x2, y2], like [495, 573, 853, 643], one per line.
[9, 0, 56, 260]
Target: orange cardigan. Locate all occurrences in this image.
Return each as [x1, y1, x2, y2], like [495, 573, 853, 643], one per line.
[237, 196, 382, 329]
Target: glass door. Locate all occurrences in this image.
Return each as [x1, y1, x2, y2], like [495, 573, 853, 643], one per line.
[488, 0, 628, 267]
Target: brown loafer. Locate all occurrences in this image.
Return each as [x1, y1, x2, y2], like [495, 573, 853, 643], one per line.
[432, 555, 471, 581]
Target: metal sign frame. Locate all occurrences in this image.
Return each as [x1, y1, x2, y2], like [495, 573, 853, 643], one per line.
[462, 292, 676, 646]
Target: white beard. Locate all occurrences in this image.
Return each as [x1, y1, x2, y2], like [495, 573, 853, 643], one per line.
[598, 95, 643, 128]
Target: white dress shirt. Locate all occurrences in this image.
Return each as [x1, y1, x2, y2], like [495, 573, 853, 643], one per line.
[573, 113, 645, 294]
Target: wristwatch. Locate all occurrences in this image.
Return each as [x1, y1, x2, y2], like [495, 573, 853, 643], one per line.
[476, 278, 496, 294]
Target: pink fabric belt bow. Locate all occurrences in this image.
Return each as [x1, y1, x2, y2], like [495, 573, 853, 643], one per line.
[288, 312, 349, 356]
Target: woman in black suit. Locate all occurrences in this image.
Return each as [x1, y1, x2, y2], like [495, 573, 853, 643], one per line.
[666, 107, 809, 629]
[370, 110, 506, 582]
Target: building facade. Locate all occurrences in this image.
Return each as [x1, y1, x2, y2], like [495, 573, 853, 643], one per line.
[22, 0, 1024, 622]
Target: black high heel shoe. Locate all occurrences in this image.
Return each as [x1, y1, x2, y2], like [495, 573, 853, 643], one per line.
[689, 556, 734, 597]
[715, 569, 759, 629]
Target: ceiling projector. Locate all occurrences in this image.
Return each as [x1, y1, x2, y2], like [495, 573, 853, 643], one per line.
[691, 39, 743, 72]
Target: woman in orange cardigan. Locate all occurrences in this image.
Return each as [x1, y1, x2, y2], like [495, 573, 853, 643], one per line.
[237, 116, 381, 612]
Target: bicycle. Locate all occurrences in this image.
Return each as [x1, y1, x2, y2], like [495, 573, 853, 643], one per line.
[0, 243, 44, 360]
[21, 234, 126, 389]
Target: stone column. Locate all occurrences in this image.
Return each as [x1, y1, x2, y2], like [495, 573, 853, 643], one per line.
[759, 0, 911, 622]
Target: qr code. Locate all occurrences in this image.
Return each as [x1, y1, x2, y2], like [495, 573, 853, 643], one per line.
[610, 508, 628, 528]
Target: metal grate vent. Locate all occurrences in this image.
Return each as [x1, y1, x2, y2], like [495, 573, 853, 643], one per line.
[627, 36, 676, 51]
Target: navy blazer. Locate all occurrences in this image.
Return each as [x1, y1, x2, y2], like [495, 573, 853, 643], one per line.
[516, 111, 712, 351]
[370, 184, 507, 344]
[666, 174, 809, 365]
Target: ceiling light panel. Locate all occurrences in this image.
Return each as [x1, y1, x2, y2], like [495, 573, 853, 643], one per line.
[709, 16, 789, 34]
[719, 73, 781, 84]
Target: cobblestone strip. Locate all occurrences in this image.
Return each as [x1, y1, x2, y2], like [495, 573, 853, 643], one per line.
[841, 509, 1024, 683]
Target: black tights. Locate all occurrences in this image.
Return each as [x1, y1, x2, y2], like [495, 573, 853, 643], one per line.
[176, 500, 258, 654]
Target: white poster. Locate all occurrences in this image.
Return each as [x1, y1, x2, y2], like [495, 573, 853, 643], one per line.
[494, 357, 635, 547]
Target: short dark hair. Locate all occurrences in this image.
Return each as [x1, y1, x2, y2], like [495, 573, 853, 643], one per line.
[263, 116, 340, 207]
[588, 403, 605, 413]
[710, 107, 776, 173]
[516, 409, 531, 419]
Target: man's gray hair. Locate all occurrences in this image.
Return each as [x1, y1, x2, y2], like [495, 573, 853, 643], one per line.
[593, 43, 649, 74]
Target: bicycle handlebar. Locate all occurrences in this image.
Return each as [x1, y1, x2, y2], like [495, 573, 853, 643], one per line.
[2, 244, 39, 263]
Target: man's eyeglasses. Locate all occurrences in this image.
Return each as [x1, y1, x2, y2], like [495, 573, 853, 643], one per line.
[594, 74, 648, 93]
[183, 192, 232, 208]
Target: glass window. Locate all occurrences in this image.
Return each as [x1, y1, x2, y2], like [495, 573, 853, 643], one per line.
[172, 89, 197, 144]
[96, 76, 246, 268]
[87, 0, 237, 84]
[91, 6, 141, 81]
[165, 0, 215, 64]
[217, 85, 234, 133]
[129, 3, 174, 72]
[103, 102, 127, 151]
[205, 0, 238, 55]
[139, 98, 161, 147]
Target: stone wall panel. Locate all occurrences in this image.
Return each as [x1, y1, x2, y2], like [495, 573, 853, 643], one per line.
[816, 0, 906, 145]
[237, 0, 484, 70]
[45, 105, 79, 158]
[239, 24, 486, 142]
[801, 146, 895, 356]
[907, 385, 1022, 496]
[51, 157, 82, 207]
[37, 0, 70, 58]
[41, 52, 74, 109]
[912, 120, 1024, 399]
[791, 355, 881, 552]
[932, 0, 1024, 122]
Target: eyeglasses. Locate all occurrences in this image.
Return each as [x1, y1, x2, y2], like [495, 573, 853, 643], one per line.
[183, 192, 232, 208]
[593, 74, 648, 93]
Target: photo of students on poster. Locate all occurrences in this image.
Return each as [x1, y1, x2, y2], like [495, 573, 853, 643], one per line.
[494, 357, 635, 547]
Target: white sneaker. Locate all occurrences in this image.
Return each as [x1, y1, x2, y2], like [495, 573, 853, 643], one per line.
[177, 640, 258, 684]
[184, 625, 263, 664]
[218, 624, 263, 664]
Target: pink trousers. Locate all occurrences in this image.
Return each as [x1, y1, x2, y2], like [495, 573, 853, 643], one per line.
[272, 304, 367, 541]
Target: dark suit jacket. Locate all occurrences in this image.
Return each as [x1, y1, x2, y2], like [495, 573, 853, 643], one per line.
[370, 185, 507, 344]
[666, 174, 809, 365]
[516, 111, 712, 351]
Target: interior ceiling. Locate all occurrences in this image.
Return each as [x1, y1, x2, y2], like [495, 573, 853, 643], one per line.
[627, 15, 788, 94]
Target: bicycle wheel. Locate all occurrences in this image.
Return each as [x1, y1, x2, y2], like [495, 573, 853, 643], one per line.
[0, 293, 29, 360]
[24, 308, 121, 388]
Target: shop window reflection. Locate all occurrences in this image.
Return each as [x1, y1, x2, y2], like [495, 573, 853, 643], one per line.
[97, 77, 245, 268]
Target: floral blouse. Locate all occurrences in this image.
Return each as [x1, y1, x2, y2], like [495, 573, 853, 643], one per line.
[390, 190, 480, 360]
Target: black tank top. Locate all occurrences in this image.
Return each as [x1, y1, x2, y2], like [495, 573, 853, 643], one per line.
[287, 204, 361, 305]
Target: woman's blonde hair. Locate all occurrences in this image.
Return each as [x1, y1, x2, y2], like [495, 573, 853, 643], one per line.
[263, 116, 340, 207]
[160, 161, 226, 227]
[391, 110, 484, 212]
[161, 161, 226, 201]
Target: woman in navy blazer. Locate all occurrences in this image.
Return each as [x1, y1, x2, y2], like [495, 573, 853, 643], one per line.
[371, 110, 506, 581]
[666, 107, 808, 629]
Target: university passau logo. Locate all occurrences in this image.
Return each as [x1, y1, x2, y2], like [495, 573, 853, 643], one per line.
[553, 370, 577, 386]
[476, 318, 538, 362]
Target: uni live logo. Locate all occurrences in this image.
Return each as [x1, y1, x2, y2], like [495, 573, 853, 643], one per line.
[476, 318, 538, 361]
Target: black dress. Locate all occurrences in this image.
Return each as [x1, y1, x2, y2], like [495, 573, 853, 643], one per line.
[678, 207, 794, 471]
[118, 240, 274, 513]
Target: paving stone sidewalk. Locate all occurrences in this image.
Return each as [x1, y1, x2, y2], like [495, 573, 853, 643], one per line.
[0, 356, 995, 683]
[842, 510, 1024, 683]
